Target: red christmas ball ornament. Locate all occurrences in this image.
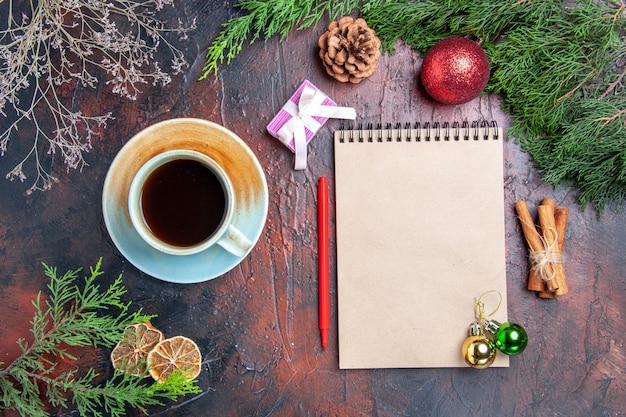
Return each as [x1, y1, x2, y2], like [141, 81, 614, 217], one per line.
[420, 36, 490, 105]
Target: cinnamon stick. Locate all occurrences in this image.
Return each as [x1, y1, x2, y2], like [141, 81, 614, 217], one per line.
[540, 197, 555, 210]
[514, 200, 558, 292]
[536, 198, 556, 298]
[539, 206, 569, 297]
[536, 204, 562, 293]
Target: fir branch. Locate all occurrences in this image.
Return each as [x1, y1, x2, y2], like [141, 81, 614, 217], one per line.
[367, 0, 626, 213]
[361, 1, 462, 52]
[204, 0, 626, 212]
[0, 258, 201, 417]
[599, 65, 626, 99]
[199, 0, 377, 79]
[71, 369, 200, 416]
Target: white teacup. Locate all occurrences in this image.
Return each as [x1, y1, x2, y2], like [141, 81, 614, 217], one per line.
[128, 149, 252, 257]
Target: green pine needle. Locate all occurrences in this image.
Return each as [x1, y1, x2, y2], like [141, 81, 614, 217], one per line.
[0, 258, 202, 417]
[199, 0, 373, 79]
[364, 0, 626, 212]
[202, 0, 626, 213]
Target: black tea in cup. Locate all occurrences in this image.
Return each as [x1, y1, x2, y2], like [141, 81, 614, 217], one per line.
[140, 159, 227, 247]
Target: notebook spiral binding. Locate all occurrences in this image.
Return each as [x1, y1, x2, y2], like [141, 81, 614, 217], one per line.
[337, 120, 499, 143]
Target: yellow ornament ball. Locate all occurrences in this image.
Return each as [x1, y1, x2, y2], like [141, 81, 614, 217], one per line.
[462, 335, 497, 369]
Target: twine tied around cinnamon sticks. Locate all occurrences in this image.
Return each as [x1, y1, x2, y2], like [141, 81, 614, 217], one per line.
[515, 198, 569, 298]
[527, 226, 563, 283]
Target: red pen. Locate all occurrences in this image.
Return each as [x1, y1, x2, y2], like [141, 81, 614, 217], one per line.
[318, 176, 330, 350]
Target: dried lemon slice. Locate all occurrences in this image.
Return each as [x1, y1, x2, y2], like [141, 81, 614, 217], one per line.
[110, 322, 164, 376]
[147, 335, 202, 383]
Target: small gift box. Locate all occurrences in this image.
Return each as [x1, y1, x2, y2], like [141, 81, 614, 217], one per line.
[267, 80, 356, 170]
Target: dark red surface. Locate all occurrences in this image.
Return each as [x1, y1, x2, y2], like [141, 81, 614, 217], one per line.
[1, 2, 625, 416]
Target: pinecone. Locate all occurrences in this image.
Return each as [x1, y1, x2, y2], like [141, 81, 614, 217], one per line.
[318, 16, 381, 84]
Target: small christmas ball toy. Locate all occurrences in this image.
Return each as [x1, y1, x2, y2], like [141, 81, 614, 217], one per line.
[420, 36, 490, 105]
[461, 323, 497, 369]
[484, 320, 528, 356]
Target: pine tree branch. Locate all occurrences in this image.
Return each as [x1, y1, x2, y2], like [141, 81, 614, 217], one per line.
[557, 71, 598, 102]
[599, 65, 626, 99]
[199, 0, 375, 79]
[596, 108, 626, 127]
[203, 0, 626, 212]
[0, 259, 201, 417]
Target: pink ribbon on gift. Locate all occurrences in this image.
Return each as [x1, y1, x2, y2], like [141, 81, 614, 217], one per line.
[276, 83, 356, 170]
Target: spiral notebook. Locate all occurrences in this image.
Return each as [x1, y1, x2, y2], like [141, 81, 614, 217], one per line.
[334, 121, 509, 369]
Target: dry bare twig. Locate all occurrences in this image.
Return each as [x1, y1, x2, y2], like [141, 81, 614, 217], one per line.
[0, 0, 195, 193]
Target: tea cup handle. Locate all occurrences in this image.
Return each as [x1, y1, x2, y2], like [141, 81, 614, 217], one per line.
[217, 224, 253, 258]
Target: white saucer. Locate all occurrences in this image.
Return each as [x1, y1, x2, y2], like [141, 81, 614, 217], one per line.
[102, 118, 269, 283]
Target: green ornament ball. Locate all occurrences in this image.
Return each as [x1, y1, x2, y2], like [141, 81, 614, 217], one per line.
[485, 320, 528, 356]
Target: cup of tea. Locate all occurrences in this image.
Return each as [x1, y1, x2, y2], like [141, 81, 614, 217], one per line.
[128, 149, 252, 257]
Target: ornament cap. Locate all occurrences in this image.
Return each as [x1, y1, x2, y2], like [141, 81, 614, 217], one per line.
[484, 319, 501, 334]
[469, 322, 484, 337]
